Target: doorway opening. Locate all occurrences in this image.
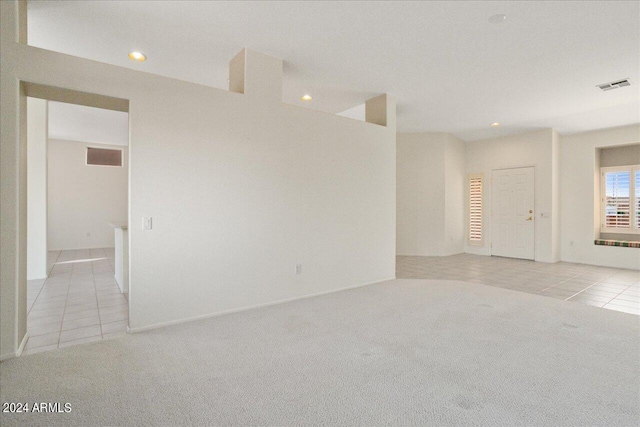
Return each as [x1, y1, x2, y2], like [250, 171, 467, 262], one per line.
[24, 84, 130, 355]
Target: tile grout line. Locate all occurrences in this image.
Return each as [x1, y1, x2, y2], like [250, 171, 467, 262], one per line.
[56, 250, 76, 348]
[564, 275, 630, 302]
[601, 282, 636, 308]
[27, 250, 63, 316]
[28, 303, 127, 337]
[27, 249, 127, 350]
[396, 256, 637, 315]
[541, 269, 615, 293]
[92, 248, 105, 339]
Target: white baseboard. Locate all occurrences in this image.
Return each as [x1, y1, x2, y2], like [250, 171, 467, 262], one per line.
[128, 277, 396, 334]
[440, 250, 465, 257]
[48, 245, 116, 251]
[0, 332, 29, 361]
[17, 332, 28, 357]
[397, 252, 464, 257]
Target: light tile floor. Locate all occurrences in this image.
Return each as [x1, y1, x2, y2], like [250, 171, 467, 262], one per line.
[397, 254, 640, 315]
[23, 252, 637, 355]
[24, 248, 128, 356]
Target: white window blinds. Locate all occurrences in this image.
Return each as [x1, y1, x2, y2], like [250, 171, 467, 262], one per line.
[604, 170, 630, 229]
[469, 175, 483, 243]
[635, 170, 640, 229]
[601, 165, 640, 234]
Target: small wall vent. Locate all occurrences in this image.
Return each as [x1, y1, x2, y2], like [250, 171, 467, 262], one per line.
[597, 79, 631, 91]
[86, 147, 123, 167]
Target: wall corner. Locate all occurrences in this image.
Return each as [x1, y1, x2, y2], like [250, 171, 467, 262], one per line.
[230, 48, 283, 102]
[365, 94, 396, 130]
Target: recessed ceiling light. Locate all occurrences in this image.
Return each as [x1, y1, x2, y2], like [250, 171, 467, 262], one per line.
[488, 14, 506, 24]
[301, 94, 313, 101]
[491, 122, 500, 127]
[128, 51, 146, 62]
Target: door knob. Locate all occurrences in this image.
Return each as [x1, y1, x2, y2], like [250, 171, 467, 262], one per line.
[526, 216, 533, 221]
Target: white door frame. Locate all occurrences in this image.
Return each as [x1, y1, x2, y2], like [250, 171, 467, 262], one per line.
[490, 165, 536, 260]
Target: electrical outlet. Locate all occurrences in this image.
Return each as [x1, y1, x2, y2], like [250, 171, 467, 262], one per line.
[295, 264, 302, 275]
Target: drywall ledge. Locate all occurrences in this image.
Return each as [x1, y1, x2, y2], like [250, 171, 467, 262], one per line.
[24, 82, 129, 112]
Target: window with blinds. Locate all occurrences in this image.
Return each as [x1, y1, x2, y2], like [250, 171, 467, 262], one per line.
[468, 174, 483, 244]
[601, 165, 640, 234]
[636, 170, 640, 229]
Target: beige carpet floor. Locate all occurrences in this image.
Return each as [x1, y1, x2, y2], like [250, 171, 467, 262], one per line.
[1, 279, 639, 426]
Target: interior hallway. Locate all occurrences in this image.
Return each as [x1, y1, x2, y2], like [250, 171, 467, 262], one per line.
[397, 254, 640, 315]
[24, 248, 128, 355]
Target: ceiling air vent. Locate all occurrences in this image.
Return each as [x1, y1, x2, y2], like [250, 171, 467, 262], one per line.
[597, 79, 631, 91]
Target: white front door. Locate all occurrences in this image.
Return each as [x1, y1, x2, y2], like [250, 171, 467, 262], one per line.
[491, 167, 535, 260]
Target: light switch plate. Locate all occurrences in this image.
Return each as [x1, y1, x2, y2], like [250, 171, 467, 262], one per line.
[142, 217, 152, 230]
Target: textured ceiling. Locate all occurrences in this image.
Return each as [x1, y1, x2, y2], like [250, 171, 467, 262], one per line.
[48, 102, 129, 146]
[28, 1, 639, 141]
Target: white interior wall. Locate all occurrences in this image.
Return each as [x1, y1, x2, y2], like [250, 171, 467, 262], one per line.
[129, 78, 396, 331]
[444, 134, 465, 255]
[47, 139, 128, 250]
[464, 129, 558, 263]
[396, 133, 464, 256]
[48, 101, 129, 146]
[396, 133, 446, 256]
[600, 144, 640, 167]
[1, 1, 396, 358]
[398, 126, 638, 268]
[593, 145, 601, 245]
[551, 130, 561, 262]
[26, 97, 47, 279]
[560, 125, 640, 269]
[336, 104, 366, 122]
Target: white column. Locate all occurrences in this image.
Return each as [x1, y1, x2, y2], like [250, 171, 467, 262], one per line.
[27, 97, 48, 279]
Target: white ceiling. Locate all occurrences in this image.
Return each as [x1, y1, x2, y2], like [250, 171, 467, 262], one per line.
[48, 101, 129, 146]
[28, 1, 639, 141]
